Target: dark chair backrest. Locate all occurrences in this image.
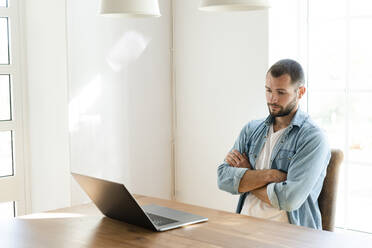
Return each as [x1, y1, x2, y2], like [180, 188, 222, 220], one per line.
[318, 149, 344, 231]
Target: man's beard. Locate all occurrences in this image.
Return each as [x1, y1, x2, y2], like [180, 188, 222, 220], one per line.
[267, 96, 297, 117]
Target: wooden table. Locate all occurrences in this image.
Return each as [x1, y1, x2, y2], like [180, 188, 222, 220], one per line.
[1, 195, 372, 247]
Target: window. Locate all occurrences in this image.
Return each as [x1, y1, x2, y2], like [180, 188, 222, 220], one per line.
[0, 17, 9, 64]
[270, 0, 372, 233]
[308, 0, 372, 233]
[0, 74, 11, 120]
[0, 0, 8, 8]
[0, 0, 27, 216]
[0, 131, 13, 177]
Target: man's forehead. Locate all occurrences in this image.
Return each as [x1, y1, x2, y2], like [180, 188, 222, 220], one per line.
[266, 73, 293, 87]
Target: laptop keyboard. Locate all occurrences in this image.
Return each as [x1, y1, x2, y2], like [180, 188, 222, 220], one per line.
[146, 213, 178, 226]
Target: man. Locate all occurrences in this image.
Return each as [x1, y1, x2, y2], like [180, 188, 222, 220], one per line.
[217, 59, 330, 229]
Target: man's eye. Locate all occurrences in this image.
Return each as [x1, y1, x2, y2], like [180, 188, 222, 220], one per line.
[278, 92, 285, 95]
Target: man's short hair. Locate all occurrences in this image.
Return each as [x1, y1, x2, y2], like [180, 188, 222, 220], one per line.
[267, 59, 305, 87]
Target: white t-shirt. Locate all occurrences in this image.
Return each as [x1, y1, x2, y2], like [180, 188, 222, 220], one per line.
[241, 124, 289, 223]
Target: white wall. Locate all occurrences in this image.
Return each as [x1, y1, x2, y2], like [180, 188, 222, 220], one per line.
[24, 0, 71, 213]
[66, 0, 173, 204]
[174, 0, 268, 211]
[22, 0, 269, 213]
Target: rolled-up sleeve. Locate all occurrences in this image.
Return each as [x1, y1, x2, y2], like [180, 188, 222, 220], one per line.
[267, 128, 331, 211]
[218, 164, 248, 194]
[217, 123, 251, 195]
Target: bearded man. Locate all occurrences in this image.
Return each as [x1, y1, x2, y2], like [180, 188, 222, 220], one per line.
[217, 59, 330, 229]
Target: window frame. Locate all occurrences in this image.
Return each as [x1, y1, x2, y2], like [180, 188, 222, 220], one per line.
[0, 0, 30, 216]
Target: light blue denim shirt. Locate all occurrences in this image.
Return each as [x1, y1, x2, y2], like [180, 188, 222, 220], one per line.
[217, 109, 331, 229]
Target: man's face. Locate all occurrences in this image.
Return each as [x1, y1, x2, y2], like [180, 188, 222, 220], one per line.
[265, 73, 304, 117]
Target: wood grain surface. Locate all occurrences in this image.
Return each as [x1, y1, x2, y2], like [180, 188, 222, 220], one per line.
[1, 195, 371, 248]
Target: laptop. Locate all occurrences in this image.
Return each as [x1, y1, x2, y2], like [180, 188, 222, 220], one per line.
[71, 172, 208, 231]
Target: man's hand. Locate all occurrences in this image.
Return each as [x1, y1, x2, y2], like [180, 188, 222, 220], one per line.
[225, 150, 252, 169]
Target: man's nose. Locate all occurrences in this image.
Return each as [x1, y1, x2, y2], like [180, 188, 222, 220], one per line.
[270, 94, 278, 103]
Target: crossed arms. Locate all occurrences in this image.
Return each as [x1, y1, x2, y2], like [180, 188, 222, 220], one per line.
[225, 150, 287, 205]
[217, 127, 330, 212]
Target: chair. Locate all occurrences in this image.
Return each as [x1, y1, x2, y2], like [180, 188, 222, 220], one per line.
[318, 149, 344, 231]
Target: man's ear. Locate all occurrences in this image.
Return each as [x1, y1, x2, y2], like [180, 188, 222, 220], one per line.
[298, 86, 306, 99]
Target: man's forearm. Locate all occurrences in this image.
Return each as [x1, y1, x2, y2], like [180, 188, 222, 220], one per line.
[251, 186, 271, 205]
[238, 169, 286, 193]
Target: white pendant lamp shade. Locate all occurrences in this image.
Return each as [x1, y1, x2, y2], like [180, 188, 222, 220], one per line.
[199, 0, 270, 11]
[100, 0, 161, 17]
